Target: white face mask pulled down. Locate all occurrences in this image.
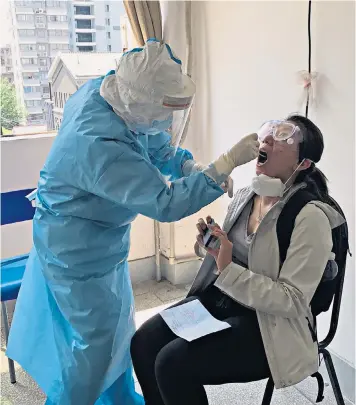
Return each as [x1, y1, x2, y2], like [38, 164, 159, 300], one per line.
[251, 160, 306, 197]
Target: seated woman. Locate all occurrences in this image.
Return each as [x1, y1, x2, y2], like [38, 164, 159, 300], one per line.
[130, 115, 344, 405]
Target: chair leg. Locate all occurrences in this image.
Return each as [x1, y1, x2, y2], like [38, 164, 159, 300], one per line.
[1, 301, 16, 384]
[320, 348, 345, 405]
[261, 377, 274, 405]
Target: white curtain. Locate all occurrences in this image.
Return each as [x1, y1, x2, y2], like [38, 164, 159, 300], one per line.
[123, 1, 162, 46]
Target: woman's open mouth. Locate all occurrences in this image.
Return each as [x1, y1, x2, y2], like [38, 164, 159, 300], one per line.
[257, 151, 268, 166]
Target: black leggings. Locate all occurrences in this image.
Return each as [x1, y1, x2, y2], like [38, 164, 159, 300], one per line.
[131, 296, 270, 405]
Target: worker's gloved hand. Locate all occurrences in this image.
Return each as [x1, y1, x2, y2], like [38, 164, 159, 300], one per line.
[204, 133, 259, 184]
[183, 161, 234, 198]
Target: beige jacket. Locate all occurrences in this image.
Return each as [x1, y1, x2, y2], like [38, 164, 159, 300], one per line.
[189, 184, 344, 389]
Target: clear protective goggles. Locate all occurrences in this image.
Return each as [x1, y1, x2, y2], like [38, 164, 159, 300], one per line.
[257, 120, 303, 145]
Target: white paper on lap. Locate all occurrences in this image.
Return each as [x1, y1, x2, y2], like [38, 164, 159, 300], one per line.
[160, 299, 231, 342]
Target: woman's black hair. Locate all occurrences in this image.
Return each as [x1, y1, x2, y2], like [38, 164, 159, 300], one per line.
[287, 114, 330, 202]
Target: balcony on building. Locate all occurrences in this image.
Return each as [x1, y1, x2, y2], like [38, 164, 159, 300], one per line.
[22, 73, 41, 86]
[15, 15, 36, 29]
[47, 15, 70, 31]
[75, 19, 96, 33]
[23, 87, 42, 101]
[15, 1, 35, 15]
[74, 5, 95, 19]
[21, 62, 40, 73]
[48, 32, 70, 44]
[44, 1, 67, 16]
[76, 32, 96, 48]
[18, 30, 37, 44]
[77, 46, 95, 52]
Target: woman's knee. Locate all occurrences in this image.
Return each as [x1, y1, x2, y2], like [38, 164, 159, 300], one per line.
[154, 340, 188, 382]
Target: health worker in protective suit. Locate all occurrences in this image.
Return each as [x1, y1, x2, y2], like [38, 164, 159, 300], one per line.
[7, 39, 259, 405]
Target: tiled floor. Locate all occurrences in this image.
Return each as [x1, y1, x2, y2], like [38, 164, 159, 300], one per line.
[1, 280, 352, 405]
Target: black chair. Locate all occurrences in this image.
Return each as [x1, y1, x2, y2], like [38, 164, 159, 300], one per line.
[260, 255, 348, 405]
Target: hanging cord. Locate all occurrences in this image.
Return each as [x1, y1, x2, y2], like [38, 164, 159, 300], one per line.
[305, 0, 312, 118]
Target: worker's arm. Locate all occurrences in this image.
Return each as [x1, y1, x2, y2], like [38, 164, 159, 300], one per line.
[93, 143, 224, 223]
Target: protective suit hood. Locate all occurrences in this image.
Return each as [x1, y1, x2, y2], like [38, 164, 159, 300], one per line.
[100, 39, 195, 146]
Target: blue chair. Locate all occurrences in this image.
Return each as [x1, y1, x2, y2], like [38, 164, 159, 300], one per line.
[1, 254, 29, 384]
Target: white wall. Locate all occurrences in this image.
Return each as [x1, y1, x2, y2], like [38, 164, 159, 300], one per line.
[163, 0, 355, 368]
[0, 135, 155, 262]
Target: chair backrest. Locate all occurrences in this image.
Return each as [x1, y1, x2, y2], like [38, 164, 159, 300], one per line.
[318, 198, 351, 350]
[1, 135, 55, 259]
[318, 257, 348, 350]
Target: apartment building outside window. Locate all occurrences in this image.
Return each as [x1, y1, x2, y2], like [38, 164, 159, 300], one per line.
[106, 5, 110, 12]
[106, 18, 110, 26]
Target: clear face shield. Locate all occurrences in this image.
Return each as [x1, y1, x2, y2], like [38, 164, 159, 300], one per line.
[257, 120, 303, 145]
[162, 94, 195, 160]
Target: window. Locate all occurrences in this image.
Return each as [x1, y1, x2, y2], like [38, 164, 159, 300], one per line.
[39, 72, 47, 80]
[106, 4, 110, 12]
[26, 100, 34, 107]
[24, 86, 33, 93]
[17, 14, 34, 22]
[107, 45, 111, 52]
[37, 29, 46, 37]
[75, 6, 91, 15]
[20, 44, 36, 51]
[48, 30, 68, 37]
[38, 44, 46, 51]
[50, 43, 69, 50]
[46, 1, 62, 7]
[77, 33, 93, 42]
[39, 58, 47, 66]
[36, 15, 46, 23]
[77, 46, 93, 52]
[76, 20, 91, 29]
[106, 18, 110, 26]
[21, 58, 37, 65]
[18, 29, 35, 36]
[42, 86, 50, 93]
[23, 73, 40, 80]
[107, 32, 111, 39]
[48, 15, 68, 22]
[15, 1, 33, 6]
